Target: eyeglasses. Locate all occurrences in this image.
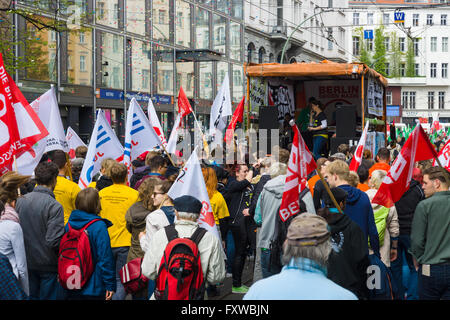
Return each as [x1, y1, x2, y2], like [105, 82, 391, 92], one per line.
[152, 192, 165, 196]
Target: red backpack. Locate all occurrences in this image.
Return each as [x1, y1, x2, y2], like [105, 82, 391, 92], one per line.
[154, 225, 207, 300]
[58, 219, 100, 290]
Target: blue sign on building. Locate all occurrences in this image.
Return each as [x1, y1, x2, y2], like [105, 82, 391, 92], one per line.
[364, 30, 373, 40]
[99, 89, 172, 105]
[394, 11, 405, 23]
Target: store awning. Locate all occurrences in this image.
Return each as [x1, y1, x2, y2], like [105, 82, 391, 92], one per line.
[246, 60, 388, 87]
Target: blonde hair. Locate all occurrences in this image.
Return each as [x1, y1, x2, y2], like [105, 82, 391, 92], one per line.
[269, 162, 287, 178]
[346, 171, 360, 187]
[0, 171, 31, 204]
[326, 160, 350, 181]
[370, 170, 387, 190]
[100, 158, 116, 177]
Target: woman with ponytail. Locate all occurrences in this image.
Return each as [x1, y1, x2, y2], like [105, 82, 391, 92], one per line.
[0, 171, 31, 296]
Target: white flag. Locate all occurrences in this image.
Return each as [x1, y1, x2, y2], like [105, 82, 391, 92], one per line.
[209, 74, 233, 150]
[78, 110, 124, 189]
[167, 148, 220, 240]
[16, 87, 68, 175]
[349, 121, 370, 172]
[147, 98, 167, 148]
[166, 113, 182, 155]
[66, 126, 86, 160]
[123, 98, 161, 175]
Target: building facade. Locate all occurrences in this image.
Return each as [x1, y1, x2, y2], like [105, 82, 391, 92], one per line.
[348, 0, 450, 125]
[4, 0, 245, 143]
[244, 0, 349, 65]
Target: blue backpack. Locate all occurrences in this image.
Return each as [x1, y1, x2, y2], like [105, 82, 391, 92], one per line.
[367, 254, 398, 300]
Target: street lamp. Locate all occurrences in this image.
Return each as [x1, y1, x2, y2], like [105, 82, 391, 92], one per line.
[280, 8, 332, 64]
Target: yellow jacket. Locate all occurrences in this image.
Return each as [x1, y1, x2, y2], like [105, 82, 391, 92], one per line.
[210, 191, 230, 225]
[99, 184, 139, 248]
[54, 176, 81, 225]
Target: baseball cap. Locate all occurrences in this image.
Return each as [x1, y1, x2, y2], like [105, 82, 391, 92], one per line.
[286, 213, 330, 247]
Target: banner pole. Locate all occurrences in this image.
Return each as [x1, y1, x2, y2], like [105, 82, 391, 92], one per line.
[160, 143, 176, 167]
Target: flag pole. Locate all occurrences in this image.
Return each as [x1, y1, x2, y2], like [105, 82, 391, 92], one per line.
[160, 143, 176, 167]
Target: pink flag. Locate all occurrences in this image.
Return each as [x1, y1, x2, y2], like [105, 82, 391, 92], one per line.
[279, 122, 316, 222]
[349, 121, 369, 172]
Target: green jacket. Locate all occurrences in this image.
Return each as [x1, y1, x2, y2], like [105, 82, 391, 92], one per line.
[411, 191, 450, 265]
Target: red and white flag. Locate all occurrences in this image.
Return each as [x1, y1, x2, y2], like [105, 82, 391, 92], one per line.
[147, 98, 167, 148]
[349, 121, 369, 172]
[167, 147, 220, 240]
[0, 53, 48, 174]
[177, 86, 193, 118]
[166, 113, 182, 155]
[225, 96, 245, 145]
[372, 125, 438, 208]
[66, 126, 86, 160]
[433, 138, 450, 170]
[279, 122, 317, 222]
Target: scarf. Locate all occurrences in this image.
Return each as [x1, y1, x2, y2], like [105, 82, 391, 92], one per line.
[0, 204, 20, 223]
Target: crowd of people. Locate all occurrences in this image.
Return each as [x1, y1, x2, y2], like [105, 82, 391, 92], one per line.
[0, 127, 449, 300]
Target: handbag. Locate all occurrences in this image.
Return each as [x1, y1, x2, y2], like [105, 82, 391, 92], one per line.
[119, 257, 149, 294]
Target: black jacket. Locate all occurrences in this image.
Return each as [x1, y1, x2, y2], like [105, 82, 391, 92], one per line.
[96, 175, 113, 191]
[248, 174, 271, 217]
[130, 166, 151, 189]
[225, 179, 253, 225]
[394, 179, 425, 236]
[326, 214, 370, 300]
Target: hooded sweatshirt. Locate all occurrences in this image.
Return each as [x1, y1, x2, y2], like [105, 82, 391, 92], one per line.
[394, 179, 424, 236]
[327, 213, 370, 299]
[338, 184, 380, 256]
[256, 175, 285, 249]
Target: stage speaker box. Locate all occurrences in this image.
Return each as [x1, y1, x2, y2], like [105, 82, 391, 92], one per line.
[336, 105, 356, 138]
[258, 106, 280, 153]
[330, 137, 359, 155]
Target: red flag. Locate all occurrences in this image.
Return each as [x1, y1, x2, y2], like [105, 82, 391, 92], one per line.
[177, 86, 193, 117]
[433, 138, 450, 170]
[279, 123, 316, 222]
[349, 121, 369, 172]
[0, 53, 48, 173]
[225, 96, 245, 144]
[372, 125, 437, 208]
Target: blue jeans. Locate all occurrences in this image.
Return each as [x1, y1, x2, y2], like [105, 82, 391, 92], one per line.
[260, 249, 281, 279]
[28, 270, 67, 300]
[112, 247, 130, 300]
[389, 235, 418, 300]
[418, 263, 450, 300]
[226, 231, 235, 274]
[312, 135, 327, 160]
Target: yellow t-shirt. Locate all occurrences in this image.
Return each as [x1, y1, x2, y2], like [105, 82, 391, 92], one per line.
[99, 184, 139, 248]
[210, 191, 230, 225]
[88, 181, 97, 189]
[54, 176, 81, 225]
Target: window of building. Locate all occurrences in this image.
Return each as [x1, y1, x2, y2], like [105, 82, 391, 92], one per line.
[258, 47, 266, 63]
[367, 38, 373, 51]
[385, 63, 390, 76]
[230, 21, 242, 61]
[195, 7, 210, 49]
[176, 61, 194, 98]
[199, 62, 213, 100]
[439, 91, 445, 109]
[413, 14, 419, 26]
[384, 36, 390, 51]
[442, 63, 448, 78]
[386, 91, 392, 105]
[79, 31, 85, 44]
[232, 0, 243, 19]
[410, 92, 416, 109]
[383, 13, 389, 25]
[101, 32, 123, 89]
[431, 37, 437, 52]
[413, 38, 419, 56]
[367, 12, 374, 25]
[97, 0, 119, 28]
[400, 63, 406, 77]
[431, 63, 437, 78]
[441, 14, 447, 25]
[428, 91, 435, 109]
[213, 14, 226, 54]
[442, 37, 448, 52]
[97, 2, 105, 20]
[153, 1, 171, 42]
[142, 70, 150, 90]
[402, 92, 408, 109]
[127, 0, 145, 36]
[427, 14, 433, 25]
[353, 36, 360, 55]
[176, 1, 191, 47]
[153, 44, 174, 96]
[130, 39, 150, 92]
[415, 63, 420, 76]
[217, 61, 228, 91]
[217, 0, 230, 15]
[49, 30, 57, 42]
[399, 37, 405, 52]
[232, 64, 244, 102]
[353, 13, 359, 25]
[79, 55, 86, 72]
